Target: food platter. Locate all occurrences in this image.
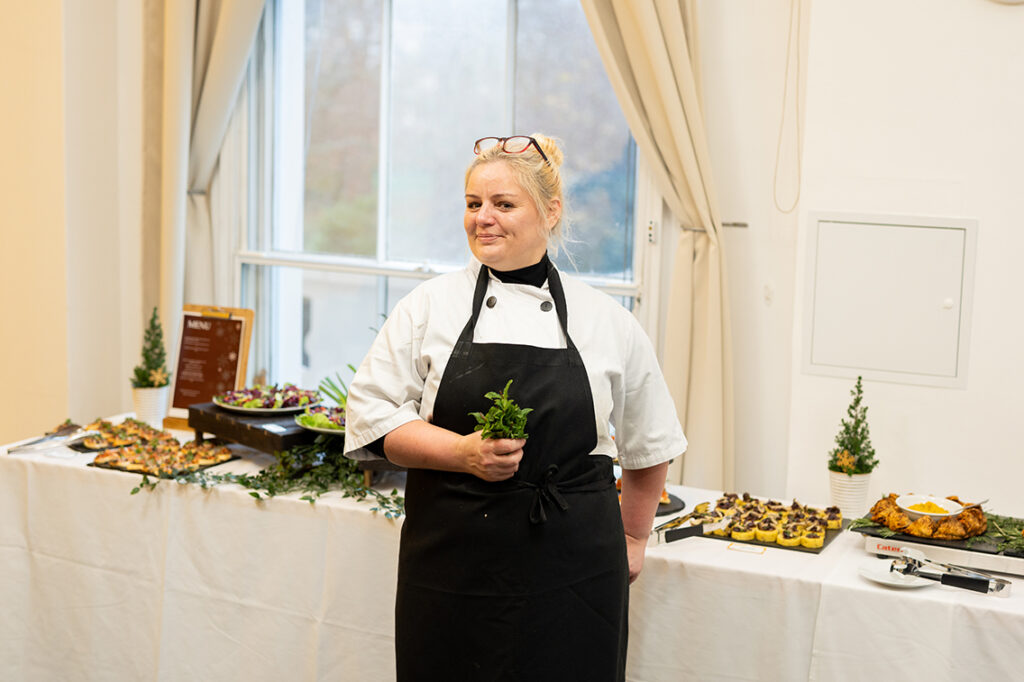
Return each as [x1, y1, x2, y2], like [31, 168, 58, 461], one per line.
[896, 493, 963, 520]
[213, 383, 321, 413]
[293, 416, 345, 436]
[213, 397, 319, 415]
[652, 492, 849, 554]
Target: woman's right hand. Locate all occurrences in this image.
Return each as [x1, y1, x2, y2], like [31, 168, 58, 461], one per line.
[457, 431, 525, 481]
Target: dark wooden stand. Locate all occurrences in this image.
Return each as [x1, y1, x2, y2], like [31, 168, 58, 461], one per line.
[188, 402, 318, 452]
[187, 402, 405, 484]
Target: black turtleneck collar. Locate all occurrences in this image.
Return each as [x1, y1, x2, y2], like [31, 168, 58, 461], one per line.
[490, 252, 550, 288]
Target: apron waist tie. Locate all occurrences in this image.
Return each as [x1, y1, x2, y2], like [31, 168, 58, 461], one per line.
[524, 464, 570, 524]
[510, 461, 615, 524]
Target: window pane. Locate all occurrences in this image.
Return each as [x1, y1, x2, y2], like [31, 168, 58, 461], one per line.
[241, 263, 421, 388]
[387, 0, 508, 265]
[302, 0, 382, 257]
[515, 0, 635, 279]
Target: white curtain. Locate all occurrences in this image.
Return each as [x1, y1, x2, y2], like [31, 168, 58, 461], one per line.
[209, 79, 249, 307]
[581, 0, 734, 490]
[160, 0, 265, 360]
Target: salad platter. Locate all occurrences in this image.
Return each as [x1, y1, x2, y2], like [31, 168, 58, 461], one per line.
[294, 405, 346, 435]
[213, 399, 318, 415]
[213, 384, 320, 414]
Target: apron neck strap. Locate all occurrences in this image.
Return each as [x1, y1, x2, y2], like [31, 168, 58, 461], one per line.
[544, 260, 573, 346]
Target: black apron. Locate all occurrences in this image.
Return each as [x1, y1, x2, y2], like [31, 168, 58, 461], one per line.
[395, 262, 629, 682]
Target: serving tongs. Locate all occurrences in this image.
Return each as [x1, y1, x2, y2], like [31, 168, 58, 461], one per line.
[652, 502, 730, 543]
[891, 548, 1012, 597]
[6, 425, 99, 454]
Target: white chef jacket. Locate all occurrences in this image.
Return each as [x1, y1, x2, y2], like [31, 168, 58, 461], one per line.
[343, 257, 687, 470]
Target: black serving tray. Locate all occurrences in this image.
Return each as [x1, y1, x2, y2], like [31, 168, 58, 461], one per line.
[699, 518, 852, 555]
[849, 515, 1024, 559]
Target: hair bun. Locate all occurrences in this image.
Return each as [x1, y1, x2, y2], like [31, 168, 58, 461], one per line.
[530, 133, 564, 169]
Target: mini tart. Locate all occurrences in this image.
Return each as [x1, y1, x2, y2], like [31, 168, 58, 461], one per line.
[800, 530, 824, 549]
[754, 519, 779, 543]
[659, 488, 671, 505]
[731, 521, 756, 541]
[737, 509, 762, 526]
[806, 521, 827, 536]
[715, 497, 738, 514]
[692, 509, 724, 527]
[824, 506, 843, 530]
[787, 510, 808, 527]
[742, 501, 767, 517]
[805, 509, 825, 524]
[765, 500, 787, 515]
[777, 525, 803, 547]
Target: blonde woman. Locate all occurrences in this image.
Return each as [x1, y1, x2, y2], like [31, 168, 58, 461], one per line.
[345, 134, 686, 681]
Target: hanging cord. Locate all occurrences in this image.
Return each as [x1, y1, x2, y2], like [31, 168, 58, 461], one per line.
[772, 0, 803, 214]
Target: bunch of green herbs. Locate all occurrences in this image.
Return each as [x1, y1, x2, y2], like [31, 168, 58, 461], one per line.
[469, 379, 533, 439]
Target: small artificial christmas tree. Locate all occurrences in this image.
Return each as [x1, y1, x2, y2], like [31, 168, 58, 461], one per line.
[827, 376, 878, 476]
[132, 307, 171, 388]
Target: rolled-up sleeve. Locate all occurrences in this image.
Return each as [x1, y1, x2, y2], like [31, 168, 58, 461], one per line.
[612, 313, 687, 470]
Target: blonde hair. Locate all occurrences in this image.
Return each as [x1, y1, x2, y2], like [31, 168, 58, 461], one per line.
[465, 134, 571, 257]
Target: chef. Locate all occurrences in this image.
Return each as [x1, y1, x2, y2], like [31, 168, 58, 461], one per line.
[344, 134, 687, 681]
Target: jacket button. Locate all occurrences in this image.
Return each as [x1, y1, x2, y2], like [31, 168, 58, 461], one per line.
[540, 301, 553, 312]
[486, 296, 497, 308]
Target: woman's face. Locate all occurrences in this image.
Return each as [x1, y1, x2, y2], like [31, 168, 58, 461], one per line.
[464, 161, 559, 271]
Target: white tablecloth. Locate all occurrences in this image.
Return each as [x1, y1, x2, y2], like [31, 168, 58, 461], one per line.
[2, 436, 1022, 681]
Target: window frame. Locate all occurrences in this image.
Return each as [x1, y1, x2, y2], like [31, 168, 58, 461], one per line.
[233, 0, 668, 382]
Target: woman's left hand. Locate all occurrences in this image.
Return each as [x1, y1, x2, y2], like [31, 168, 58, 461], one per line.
[619, 460, 671, 584]
[624, 532, 647, 584]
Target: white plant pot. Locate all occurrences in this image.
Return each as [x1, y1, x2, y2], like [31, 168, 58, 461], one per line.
[828, 470, 872, 519]
[132, 385, 170, 428]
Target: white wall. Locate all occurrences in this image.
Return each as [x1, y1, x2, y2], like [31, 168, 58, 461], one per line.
[788, 0, 1024, 517]
[701, 0, 1024, 517]
[698, 0, 809, 498]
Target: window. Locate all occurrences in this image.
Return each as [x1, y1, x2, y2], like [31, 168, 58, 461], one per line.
[239, 0, 652, 387]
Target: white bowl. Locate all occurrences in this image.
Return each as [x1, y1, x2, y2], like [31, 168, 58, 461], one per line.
[895, 494, 963, 520]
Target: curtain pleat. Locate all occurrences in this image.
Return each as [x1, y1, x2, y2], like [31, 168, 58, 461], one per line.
[160, 0, 264, 359]
[581, 0, 734, 489]
[209, 79, 249, 307]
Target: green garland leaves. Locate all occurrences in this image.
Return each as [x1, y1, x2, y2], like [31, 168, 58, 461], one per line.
[469, 379, 533, 439]
[131, 435, 405, 519]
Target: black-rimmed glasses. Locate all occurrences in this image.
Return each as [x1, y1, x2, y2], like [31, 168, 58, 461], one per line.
[473, 136, 550, 166]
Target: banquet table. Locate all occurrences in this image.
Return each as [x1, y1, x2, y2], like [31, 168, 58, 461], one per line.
[2, 428, 1022, 682]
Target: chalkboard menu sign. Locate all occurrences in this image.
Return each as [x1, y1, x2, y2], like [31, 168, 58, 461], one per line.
[166, 305, 253, 429]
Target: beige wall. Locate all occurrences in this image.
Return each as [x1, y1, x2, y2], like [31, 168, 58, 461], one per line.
[0, 0, 70, 443]
[0, 0, 143, 444]
[65, 0, 144, 424]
